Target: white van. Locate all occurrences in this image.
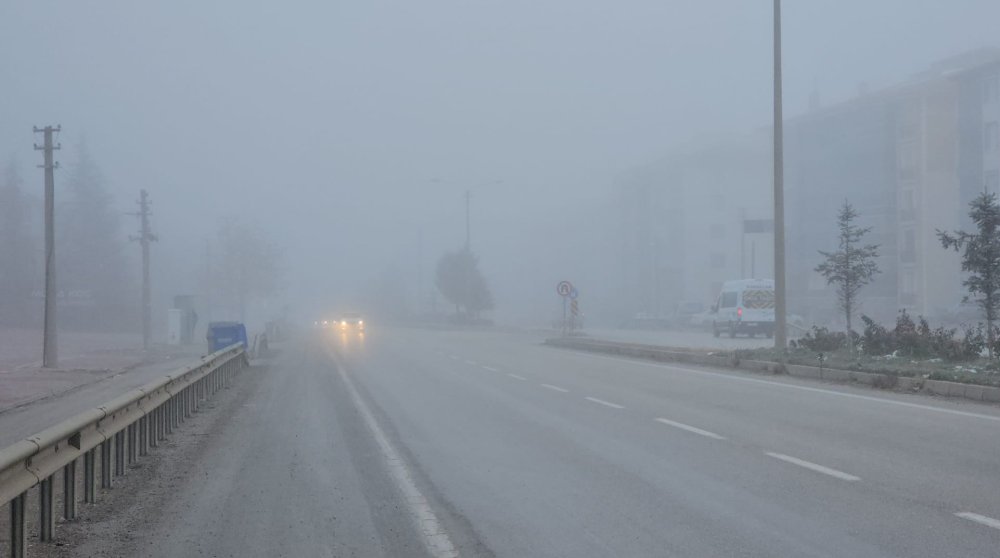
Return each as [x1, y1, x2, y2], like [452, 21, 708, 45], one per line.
[711, 279, 775, 338]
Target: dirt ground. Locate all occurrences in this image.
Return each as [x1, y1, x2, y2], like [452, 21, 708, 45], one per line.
[0, 361, 263, 558]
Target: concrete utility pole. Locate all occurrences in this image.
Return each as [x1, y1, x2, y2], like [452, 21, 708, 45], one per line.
[34, 125, 61, 368]
[130, 190, 158, 350]
[773, 0, 787, 352]
[465, 189, 471, 251]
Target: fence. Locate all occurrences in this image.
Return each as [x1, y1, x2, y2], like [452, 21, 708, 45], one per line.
[0, 343, 246, 558]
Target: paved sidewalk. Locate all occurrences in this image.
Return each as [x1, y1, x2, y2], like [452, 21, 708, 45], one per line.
[0, 344, 204, 446]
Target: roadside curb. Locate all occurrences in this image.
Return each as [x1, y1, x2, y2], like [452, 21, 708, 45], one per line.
[543, 337, 1000, 404]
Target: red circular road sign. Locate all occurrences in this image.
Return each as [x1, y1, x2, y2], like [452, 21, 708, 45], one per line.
[556, 281, 574, 297]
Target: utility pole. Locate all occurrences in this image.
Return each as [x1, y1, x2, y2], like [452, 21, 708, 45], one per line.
[34, 125, 61, 368]
[130, 190, 158, 350]
[464, 190, 471, 318]
[465, 189, 471, 251]
[773, 0, 787, 352]
[417, 227, 423, 315]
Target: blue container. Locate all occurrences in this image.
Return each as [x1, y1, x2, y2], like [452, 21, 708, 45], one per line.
[206, 321, 248, 353]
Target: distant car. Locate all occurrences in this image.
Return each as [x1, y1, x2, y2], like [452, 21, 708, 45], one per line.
[338, 312, 365, 332]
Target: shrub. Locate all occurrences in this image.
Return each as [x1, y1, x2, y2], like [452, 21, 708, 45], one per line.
[861, 315, 893, 356]
[798, 326, 849, 352]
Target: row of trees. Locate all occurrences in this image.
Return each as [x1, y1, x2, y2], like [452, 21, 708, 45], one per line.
[816, 193, 1000, 358]
[0, 146, 132, 328]
[0, 144, 283, 332]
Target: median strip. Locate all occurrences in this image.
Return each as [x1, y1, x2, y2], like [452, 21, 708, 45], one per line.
[584, 397, 624, 409]
[654, 417, 726, 440]
[764, 452, 860, 481]
[955, 512, 1000, 531]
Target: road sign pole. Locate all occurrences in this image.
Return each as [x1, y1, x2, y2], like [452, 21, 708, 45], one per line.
[562, 297, 567, 336]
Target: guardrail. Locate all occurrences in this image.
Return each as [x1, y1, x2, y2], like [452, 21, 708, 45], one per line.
[0, 343, 247, 558]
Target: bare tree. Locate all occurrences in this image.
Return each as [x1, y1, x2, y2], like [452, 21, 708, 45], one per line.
[815, 200, 881, 348]
[211, 220, 282, 322]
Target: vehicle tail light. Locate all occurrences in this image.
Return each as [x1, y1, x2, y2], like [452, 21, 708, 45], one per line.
[737, 307, 743, 318]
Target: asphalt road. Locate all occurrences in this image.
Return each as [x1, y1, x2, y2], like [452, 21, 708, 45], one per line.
[63, 327, 1000, 557]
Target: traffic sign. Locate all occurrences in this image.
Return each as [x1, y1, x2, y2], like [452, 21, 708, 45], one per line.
[556, 281, 573, 297]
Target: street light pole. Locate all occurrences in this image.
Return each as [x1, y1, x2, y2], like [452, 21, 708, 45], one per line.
[773, 0, 787, 352]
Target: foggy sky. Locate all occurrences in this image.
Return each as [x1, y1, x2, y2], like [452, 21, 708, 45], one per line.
[3, 1, 999, 324]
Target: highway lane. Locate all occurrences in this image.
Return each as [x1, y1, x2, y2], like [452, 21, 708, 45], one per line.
[332, 327, 1000, 557]
[67, 326, 1000, 557]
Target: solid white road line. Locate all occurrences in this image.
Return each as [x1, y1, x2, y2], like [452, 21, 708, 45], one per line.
[584, 396, 625, 409]
[764, 452, 860, 481]
[654, 418, 726, 440]
[507, 373, 527, 381]
[581, 353, 1000, 423]
[955, 512, 1000, 531]
[327, 350, 459, 558]
[481, 365, 499, 372]
[541, 383, 569, 393]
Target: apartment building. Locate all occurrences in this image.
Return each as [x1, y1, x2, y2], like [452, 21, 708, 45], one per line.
[616, 48, 1000, 326]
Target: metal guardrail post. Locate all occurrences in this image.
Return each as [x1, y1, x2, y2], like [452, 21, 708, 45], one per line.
[84, 449, 96, 503]
[39, 474, 54, 541]
[63, 459, 77, 520]
[100, 439, 112, 489]
[114, 431, 125, 476]
[138, 416, 148, 456]
[9, 492, 26, 558]
[127, 423, 137, 464]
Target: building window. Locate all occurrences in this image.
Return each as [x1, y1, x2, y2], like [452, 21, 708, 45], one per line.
[710, 224, 725, 240]
[901, 270, 916, 295]
[901, 229, 916, 263]
[900, 189, 914, 220]
[985, 75, 1000, 104]
[986, 121, 999, 151]
[987, 170, 1000, 194]
[898, 142, 917, 177]
[710, 252, 726, 269]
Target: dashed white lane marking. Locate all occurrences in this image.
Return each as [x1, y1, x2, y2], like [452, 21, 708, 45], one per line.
[481, 365, 499, 372]
[464, 359, 478, 366]
[507, 373, 527, 381]
[765, 452, 860, 481]
[580, 353, 1000, 423]
[328, 350, 459, 558]
[654, 417, 726, 440]
[541, 383, 569, 393]
[955, 512, 1000, 531]
[584, 396, 625, 409]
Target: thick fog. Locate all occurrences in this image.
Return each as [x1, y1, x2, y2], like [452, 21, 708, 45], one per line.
[2, 1, 1000, 333]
